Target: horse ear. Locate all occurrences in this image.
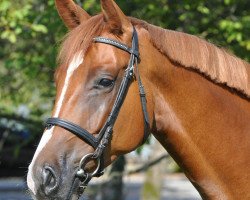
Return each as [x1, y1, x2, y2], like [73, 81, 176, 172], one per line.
[101, 0, 132, 34]
[55, 0, 91, 30]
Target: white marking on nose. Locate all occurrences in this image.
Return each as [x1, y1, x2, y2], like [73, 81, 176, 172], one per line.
[27, 52, 83, 195]
[27, 127, 54, 194]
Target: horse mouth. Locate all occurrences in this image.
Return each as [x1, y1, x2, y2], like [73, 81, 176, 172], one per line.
[27, 180, 83, 200]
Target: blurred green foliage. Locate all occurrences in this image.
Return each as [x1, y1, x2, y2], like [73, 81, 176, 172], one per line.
[0, 0, 64, 120]
[0, 0, 249, 144]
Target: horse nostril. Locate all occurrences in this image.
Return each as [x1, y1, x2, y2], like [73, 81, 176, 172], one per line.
[42, 166, 58, 195]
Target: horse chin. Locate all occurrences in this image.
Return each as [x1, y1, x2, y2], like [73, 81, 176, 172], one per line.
[57, 175, 86, 200]
[66, 177, 84, 200]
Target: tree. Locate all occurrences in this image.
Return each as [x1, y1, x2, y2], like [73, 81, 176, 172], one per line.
[0, 0, 249, 173]
[1, 0, 249, 121]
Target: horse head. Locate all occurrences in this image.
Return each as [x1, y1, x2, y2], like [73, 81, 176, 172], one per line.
[27, 0, 153, 199]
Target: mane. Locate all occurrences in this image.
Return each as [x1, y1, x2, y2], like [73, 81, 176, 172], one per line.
[59, 14, 250, 98]
[131, 18, 250, 98]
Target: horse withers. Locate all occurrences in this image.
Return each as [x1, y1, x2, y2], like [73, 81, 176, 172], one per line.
[27, 0, 250, 199]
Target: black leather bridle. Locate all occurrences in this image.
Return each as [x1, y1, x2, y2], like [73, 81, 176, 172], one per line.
[45, 27, 149, 195]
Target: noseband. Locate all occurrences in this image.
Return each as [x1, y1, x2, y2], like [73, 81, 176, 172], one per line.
[45, 27, 149, 195]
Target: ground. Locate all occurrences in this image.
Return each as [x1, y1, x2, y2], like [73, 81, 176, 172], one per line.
[0, 173, 201, 200]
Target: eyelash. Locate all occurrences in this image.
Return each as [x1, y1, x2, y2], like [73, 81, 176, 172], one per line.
[97, 78, 114, 88]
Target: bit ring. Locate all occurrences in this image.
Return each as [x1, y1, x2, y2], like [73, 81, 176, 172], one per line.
[76, 153, 101, 179]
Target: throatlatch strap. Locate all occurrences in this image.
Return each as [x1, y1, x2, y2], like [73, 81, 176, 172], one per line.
[135, 59, 150, 143]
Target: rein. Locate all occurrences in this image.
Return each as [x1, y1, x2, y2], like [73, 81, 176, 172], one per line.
[45, 27, 149, 197]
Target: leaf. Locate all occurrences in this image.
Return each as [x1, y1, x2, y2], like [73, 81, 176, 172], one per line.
[9, 33, 17, 43]
[31, 24, 48, 33]
[0, 1, 11, 11]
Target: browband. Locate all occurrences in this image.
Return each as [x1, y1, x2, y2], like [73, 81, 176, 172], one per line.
[93, 37, 139, 58]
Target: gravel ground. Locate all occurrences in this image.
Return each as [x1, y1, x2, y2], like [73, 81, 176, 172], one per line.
[0, 174, 201, 200]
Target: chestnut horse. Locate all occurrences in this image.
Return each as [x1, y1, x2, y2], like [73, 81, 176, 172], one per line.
[27, 0, 250, 199]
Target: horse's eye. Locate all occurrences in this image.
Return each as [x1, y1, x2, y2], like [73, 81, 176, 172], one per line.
[98, 78, 114, 88]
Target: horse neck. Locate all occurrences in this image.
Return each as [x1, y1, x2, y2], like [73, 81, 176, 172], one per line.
[142, 42, 250, 199]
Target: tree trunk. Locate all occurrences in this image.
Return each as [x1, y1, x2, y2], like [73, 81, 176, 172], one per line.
[101, 155, 126, 200]
[141, 139, 166, 200]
